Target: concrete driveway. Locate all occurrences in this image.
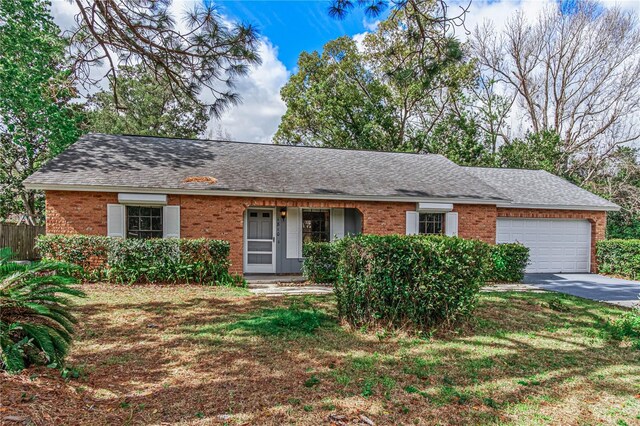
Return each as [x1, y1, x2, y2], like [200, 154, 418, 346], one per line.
[523, 273, 640, 308]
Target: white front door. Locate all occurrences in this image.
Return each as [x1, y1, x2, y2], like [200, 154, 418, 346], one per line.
[244, 208, 276, 273]
[496, 218, 591, 273]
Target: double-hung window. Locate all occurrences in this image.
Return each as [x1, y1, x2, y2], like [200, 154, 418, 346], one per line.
[126, 206, 163, 239]
[302, 209, 330, 243]
[418, 213, 444, 235]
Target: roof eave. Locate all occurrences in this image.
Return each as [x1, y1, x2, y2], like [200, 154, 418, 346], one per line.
[496, 202, 620, 212]
[24, 182, 508, 205]
[26, 182, 620, 211]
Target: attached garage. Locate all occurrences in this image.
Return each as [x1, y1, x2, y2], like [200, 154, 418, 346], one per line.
[496, 218, 591, 273]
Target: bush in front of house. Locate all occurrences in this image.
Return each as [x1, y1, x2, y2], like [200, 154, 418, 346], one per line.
[0, 248, 85, 372]
[335, 235, 492, 331]
[34, 234, 110, 276]
[35, 235, 237, 285]
[607, 306, 640, 350]
[303, 239, 529, 285]
[302, 242, 341, 284]
[489, 243, 530, 282]
[596, 239, 640, 279]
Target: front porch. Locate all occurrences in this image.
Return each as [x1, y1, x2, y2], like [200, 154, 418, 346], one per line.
[242, 206, 363, 275]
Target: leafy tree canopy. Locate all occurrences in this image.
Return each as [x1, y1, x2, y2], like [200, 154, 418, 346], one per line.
[274, 4, 477, 157]
[0, 0, 82, 223]
[86, 65, 209, 139]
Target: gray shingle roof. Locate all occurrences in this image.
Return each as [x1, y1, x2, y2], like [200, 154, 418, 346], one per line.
[24, 134, 506, 202]
[464, 167, 618, 210]
[23, 134, 618, 210]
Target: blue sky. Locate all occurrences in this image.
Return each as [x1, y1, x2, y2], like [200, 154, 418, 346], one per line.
[51, 0, 639, 143]
[215, 1, 386, 70]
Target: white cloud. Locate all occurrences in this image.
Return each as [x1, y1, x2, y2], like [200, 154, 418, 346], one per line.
[50, 0, 77, 30]
[50, 0, 638, 144]
[49, 0, 289, 143]
[208, 40, 289, 143]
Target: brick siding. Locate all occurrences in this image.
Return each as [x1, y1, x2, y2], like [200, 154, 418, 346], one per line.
[44, 191, 607, 274]
[46, 191, 414, 274]
[454, 204, 497, 243]
[45, 191, 117, 235]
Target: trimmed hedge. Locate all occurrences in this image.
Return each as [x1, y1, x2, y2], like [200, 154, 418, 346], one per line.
[335, 235, 492, 330]
[490, 243, 530, 282]
[304, 240, 529, 285]
[597, 239, 640, 279]
[36, 235, 239, 285]
[302, 242, 341, 284]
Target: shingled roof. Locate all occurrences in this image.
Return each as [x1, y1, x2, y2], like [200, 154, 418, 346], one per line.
[24, 134, 507, 202]
[464, 167, 618, 210]
[23, 134, 618, 210]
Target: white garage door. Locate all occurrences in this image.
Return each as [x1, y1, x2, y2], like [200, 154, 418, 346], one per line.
[496, 218, 591, 273]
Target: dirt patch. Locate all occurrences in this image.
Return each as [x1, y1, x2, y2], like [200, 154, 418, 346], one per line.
[2, 285, 638, 425]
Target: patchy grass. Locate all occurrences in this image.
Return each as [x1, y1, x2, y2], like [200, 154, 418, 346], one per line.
[1, 284, 639, 425]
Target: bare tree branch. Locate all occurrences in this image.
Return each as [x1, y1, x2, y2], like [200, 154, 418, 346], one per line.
[470, 0, 640, 184]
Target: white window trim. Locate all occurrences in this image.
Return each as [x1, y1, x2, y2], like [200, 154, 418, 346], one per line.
[417, 202, 453, 212]
[118, 193, 167, 205]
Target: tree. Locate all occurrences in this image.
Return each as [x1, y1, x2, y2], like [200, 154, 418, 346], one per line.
[498, 130, 564, 175]
[328, 0, 470, 61]
[86, 65, 208, 138]
[471, 0, 640, 185]
[274, 37, 397, 150]
[68, 0, 261, 117]
[424, 110, 494, 166]
[274, 4, 478, 156]
[592, 147, 640, 238]
[0, 0, 82, 224]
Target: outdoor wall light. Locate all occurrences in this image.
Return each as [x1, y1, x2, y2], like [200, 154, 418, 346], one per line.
[280, 208, 287, 219]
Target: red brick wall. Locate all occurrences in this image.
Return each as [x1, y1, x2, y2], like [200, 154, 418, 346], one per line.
[45, 191, 413, 274]
[497, 208, 606, 273]
[44, 191, 607, 274]
[453, 204, 497, 243]
[46, 191, 117, 235]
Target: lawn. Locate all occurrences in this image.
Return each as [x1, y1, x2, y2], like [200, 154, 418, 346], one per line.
[2, 285, 639, 425]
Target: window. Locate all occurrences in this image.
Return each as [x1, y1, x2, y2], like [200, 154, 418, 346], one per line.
[302, 209, 330, 243]
[419, 213, 444, 235]
[127, 206, 162, 239]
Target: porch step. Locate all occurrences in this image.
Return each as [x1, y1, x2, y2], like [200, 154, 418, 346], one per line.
[248, 284, 334, 296]
[244, 274, 306, 285]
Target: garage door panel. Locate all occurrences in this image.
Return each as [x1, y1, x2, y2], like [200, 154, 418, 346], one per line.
[496, 218, 591, 273]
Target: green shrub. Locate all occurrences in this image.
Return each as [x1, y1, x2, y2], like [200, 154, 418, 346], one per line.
[335, 235, 492, 331]
[302, 242, 341, 284]
[597, 239, 640, 279]
[34, 235, 109, 277]
[0, 248, 85, 372]
[36, 235, 237, 285]
[489, 243, 529, 282]
[607, 305, 640, 350]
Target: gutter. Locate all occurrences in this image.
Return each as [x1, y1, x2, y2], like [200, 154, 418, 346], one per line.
[24, 183, 620, 212]
[23, 182, 508, 205]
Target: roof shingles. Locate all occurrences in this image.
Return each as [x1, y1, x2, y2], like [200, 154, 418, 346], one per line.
[25, 134, 506, 201]
[24, 134, 618, 210]
[463, 167, 618, 209]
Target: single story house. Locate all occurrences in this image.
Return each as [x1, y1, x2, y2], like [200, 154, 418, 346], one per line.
[24, 134, 619, 275]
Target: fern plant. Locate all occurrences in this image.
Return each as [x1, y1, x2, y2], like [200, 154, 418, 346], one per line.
[0, 248, 84, 372]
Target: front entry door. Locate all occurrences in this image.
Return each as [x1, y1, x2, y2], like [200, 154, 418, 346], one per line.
[244, 208, 276, 273]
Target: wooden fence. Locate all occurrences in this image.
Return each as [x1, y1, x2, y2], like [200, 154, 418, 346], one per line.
[0, 223, 45, 260]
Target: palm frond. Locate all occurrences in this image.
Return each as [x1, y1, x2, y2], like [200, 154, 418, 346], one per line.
[0, 248, 85, 372]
